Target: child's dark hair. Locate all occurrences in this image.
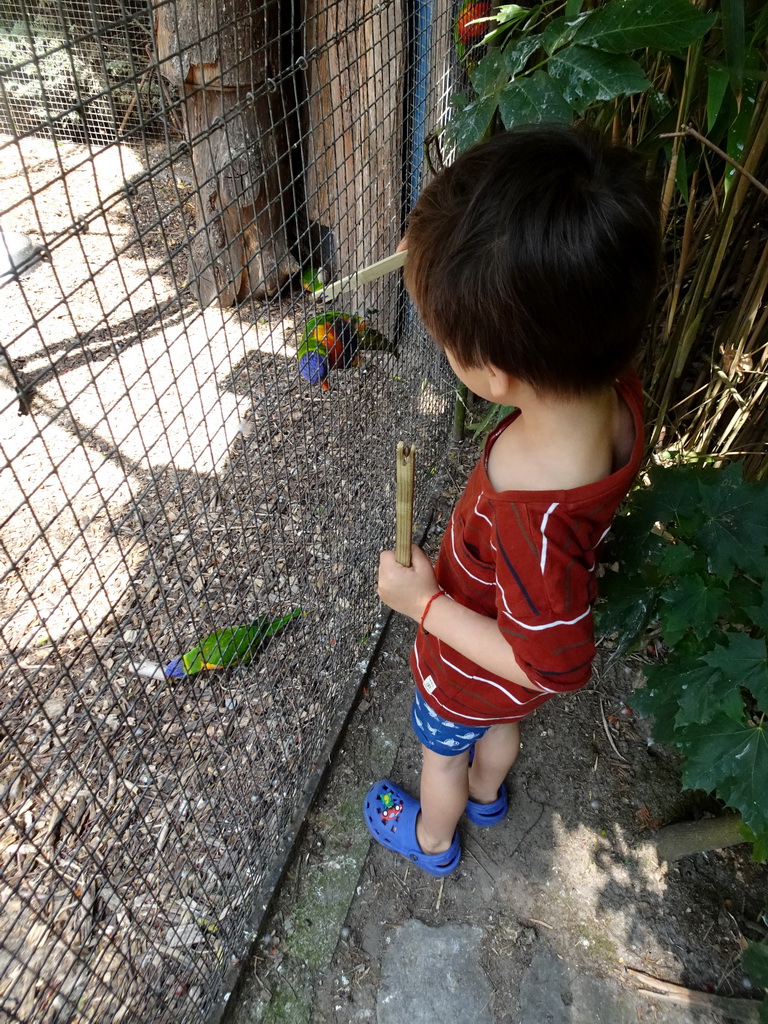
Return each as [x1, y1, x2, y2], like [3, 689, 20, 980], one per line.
[404, 123, 661, 395]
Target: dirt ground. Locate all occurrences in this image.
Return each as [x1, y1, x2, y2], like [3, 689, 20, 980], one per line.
[0, 133, 447, 1021]
[232, 446, 768, 1024]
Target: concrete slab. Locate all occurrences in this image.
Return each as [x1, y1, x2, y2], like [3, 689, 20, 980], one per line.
[377, 919, 493, 1024]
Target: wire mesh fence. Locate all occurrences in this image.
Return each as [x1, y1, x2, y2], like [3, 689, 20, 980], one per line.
[0, 0, 460, 1020]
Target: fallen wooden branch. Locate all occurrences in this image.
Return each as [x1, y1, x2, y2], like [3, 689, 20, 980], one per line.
[625, 967, 762, 1022]
[652, 814, 747, 862]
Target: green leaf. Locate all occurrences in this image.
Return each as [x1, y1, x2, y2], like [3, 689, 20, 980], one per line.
[504, 34, 542, 76]
[470, 48, 508, 95]
[595, 570, 658, 655]
[632, 464, 703, 530]
[745, 822, 768, 863]
[648, 88, 673, 120]
[565, 0, 583, 16]
[480, 6, 531, 47]
[748, 602, 768, 637]
[549, 45, 650, 113]
[726, 84, 758, 193]
[729, 574, 765, 612]
[721, 0, 745, 97]
[679, 715, 768, 833]
[706, 62, 731, 132]
[541, 16, 582, 56]
[631, 662, 686, 746]
[657, 540, 700, 576]
[443, 95, 498, 153]
[743, 941, 768, 987]
[498, 71, 573, 128]
[658, 574, 729, 645]
[606, 503, 666, 565]
[752, 3, 768, 45]
[695, 462, 768, 579]
[674, 144, 689, 205]
[704, 633, 768, 712]
[675, 660, 745, 727]
[492, 3, 528, 28]
[573, 0, 716, 55]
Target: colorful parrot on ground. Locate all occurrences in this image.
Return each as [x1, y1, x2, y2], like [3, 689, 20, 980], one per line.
[298, 312, 393, 390]
[454, 0, 493, 70]
[164, 610, 301, 678]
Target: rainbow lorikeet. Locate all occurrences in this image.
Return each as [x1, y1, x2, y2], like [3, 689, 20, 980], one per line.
[298, 312, 392, 390]
[164, 611, 301, 678]
[454, 0, 493, 70]
[301, 267, 326, 294]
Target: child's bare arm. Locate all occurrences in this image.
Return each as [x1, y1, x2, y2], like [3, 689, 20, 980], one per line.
[378, 547, 546, 694]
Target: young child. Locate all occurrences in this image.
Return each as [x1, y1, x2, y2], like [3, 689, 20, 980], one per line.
[363, 123, 660, 877]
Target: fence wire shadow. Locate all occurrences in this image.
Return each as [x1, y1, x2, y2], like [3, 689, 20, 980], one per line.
[0, 0, 460, 1020]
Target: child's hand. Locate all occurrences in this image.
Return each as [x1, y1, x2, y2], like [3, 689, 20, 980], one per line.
[378, 546, 439, 622]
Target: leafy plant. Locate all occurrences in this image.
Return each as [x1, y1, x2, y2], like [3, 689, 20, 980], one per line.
[743, 939, 768, 1022]
[444, 0, 768, 479]
[597, 460, 768, 858]
[444, 0, 716, 151]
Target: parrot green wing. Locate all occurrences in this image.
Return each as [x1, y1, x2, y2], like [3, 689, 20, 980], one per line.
[181, 610, 302, 674]
[354, 319, 397, 355]
[181, 645, 205, 675]
[302, 268, 326, 294]
[200, 625, 259, 668]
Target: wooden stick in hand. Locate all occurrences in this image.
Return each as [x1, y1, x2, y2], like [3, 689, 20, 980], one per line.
[395, 442, 415, 567]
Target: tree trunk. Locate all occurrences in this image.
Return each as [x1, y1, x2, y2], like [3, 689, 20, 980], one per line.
[302, 0, 405, 313]
[154, 0, 298, 305]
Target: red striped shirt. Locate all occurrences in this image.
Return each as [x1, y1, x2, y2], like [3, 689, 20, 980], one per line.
[411, 373, 645, 725]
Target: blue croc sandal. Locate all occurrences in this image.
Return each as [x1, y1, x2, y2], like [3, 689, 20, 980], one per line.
[363, 780, 461, 877]
[466, 745, 509, 826]
[465, 785, 508, 826]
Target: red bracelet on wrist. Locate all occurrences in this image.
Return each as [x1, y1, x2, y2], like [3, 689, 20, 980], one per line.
[419, 589, 445, 634]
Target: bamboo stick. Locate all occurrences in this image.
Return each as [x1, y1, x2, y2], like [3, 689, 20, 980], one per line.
[319, 250, 407, 302]
[395, 442, 415, 567]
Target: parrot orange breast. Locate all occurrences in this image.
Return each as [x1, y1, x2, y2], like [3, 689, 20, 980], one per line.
[325, 317, 359, 370]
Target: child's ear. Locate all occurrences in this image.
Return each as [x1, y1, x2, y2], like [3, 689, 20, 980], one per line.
[487, 364, 515, 401]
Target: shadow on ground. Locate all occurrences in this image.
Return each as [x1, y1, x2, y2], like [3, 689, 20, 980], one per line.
[225, 483, 767, 1024]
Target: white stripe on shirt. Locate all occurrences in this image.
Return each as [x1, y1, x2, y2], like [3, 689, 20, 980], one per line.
[539, 501, 559, 574]
[450, 516, 494, 587]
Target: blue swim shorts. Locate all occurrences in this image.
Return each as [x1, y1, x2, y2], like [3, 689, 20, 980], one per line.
[411, 688, 490, 754]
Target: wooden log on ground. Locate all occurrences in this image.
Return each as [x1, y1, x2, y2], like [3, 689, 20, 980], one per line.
[626, 968, 762, 1023]
[154, 0, 298, 305]
[652, 813, 748, 862]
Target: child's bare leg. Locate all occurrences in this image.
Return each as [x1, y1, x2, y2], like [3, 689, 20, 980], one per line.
[416, 746, 469, 854]
[469, 722, 520, 804]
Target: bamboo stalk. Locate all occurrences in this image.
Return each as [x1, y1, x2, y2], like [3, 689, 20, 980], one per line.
[660, 125, 768, 201]
[452, 384, 468, 441]
[395, 442, 415, 567]
[663, 170, 698, 341]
